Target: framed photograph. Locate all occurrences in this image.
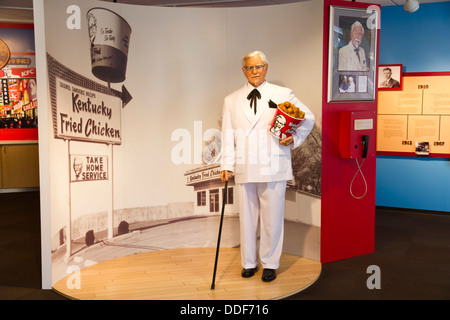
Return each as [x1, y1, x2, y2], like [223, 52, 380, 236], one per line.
[327, 5, 379, 102]
[415, 141, 429, 156]
[378, 64, 403, 90]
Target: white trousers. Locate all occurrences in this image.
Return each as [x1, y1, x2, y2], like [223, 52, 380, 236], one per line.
[237, 181, 287, 270]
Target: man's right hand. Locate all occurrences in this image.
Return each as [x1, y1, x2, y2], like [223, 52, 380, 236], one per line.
[220, 170, 233, 182]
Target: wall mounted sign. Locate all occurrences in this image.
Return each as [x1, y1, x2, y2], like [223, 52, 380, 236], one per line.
[70, 154, 108, 182]
[0, 39, 11, 69]
[377, 72, 450, 157]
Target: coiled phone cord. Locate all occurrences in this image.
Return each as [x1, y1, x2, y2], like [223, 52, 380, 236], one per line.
[350, 158, 367, 199]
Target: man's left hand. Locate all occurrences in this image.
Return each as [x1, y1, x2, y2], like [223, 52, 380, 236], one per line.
[280, 136, 294, 146]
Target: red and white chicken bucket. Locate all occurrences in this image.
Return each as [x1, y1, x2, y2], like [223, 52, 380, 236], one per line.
[269, 102, 304, 139]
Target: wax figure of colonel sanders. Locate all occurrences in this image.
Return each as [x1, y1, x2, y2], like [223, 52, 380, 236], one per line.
[220, 51, 315, 282]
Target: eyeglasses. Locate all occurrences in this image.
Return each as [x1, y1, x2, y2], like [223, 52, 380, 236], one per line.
[243, 64, 266, 72]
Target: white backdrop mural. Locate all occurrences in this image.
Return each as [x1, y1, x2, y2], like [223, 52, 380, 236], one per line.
[34, 0, 323, 286]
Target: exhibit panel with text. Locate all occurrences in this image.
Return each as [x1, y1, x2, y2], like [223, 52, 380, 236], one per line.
[377, 73, 450, 157]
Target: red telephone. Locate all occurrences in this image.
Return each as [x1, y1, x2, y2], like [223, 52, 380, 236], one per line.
[339, 111, 375, 159]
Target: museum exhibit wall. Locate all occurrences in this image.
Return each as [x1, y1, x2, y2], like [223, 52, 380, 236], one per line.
[376, 2, 450, 213]
[34, 0, 324, 288]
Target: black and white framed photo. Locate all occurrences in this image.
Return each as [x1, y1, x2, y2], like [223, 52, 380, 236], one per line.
[327, 5, 379, 102]
[378, 64, 403, 90]
[415, 141, 430, 156]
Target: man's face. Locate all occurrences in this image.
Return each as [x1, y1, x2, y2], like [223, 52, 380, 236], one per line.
[242, 55, 268, 87]
[73, 158, 83, 176]
[351, 25, 364, 48]
[383, 70, 392, 80]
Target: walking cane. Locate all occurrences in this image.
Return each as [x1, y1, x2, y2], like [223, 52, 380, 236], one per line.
[211, 179, 228, 290]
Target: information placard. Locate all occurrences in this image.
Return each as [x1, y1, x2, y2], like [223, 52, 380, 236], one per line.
[70, 154, 108, 182]
[377, 72, 450, 157]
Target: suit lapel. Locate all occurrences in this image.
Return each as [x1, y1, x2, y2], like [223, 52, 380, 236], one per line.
[241, 88, 254, 126]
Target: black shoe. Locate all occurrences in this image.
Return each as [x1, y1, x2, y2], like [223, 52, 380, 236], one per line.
[261, 269, 276, 282]
[241, 267, 257, 278]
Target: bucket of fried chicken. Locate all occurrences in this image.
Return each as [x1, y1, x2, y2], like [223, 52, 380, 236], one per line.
[269, 101, 305, 139]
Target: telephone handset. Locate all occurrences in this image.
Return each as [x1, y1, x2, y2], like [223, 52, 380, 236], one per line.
[361, 135, 369, 158]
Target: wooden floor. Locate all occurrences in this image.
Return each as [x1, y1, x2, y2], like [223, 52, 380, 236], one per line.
[53, 247, 321, 300]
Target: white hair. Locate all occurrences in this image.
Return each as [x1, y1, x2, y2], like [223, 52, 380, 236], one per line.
[241, 51, 269, 67]
[351, 21, 364, 33]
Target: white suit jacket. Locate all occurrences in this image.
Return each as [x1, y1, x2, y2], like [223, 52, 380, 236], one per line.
[220, 81, 315, 184]
[338, 42, 367, 71]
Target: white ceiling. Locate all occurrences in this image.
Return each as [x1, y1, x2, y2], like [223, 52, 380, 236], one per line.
[0, 0, 449, 23]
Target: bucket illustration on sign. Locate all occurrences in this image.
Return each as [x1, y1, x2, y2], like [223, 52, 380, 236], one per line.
[269, 101, 304, 140]
[87, 8, 132, 83]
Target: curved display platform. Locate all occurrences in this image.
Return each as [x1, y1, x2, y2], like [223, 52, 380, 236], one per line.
[53, 247, 321, 300]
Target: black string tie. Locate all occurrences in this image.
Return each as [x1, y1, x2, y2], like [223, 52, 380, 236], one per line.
[354, 48, 361, 62]
[247, 89, 261, 114]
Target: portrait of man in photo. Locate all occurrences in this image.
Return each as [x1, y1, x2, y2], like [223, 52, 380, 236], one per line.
[338, 21, 368, 71]
[379, 66, 401, 89]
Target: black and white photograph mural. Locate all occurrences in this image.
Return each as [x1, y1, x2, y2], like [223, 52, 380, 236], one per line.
[35, 0, 323, 288]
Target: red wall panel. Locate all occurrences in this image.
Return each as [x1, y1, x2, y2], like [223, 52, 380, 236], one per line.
[321, 0, 379, 263]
